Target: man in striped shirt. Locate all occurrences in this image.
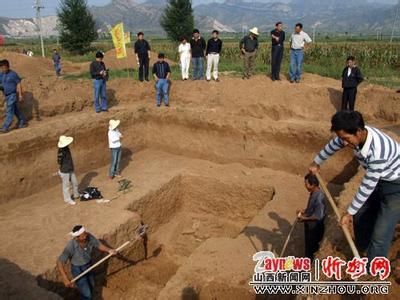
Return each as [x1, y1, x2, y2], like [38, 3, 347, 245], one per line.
[309, 110, 400, 261]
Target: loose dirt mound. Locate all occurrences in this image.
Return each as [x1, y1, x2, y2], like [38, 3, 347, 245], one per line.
[0, 52, 55, 77]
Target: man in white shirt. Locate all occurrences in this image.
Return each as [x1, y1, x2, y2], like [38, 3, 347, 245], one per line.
[108, 119, 123, 179]
[289, 23, 312, 83]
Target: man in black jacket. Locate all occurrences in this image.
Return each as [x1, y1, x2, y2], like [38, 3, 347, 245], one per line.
[342, 56, 363, 111]
[57, 135, 79, 205]
[190, 29, 206, 80]
[153, 53, 171, 107]
[270, 22, 285, 81]
[89, 52, 108, 113]
[134, 32, 151, 82]
[206, 30, 223, 82]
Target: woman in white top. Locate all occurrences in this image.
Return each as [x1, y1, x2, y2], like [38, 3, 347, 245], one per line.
[178, 37, 191, 80]
[108, 119, 123, 179]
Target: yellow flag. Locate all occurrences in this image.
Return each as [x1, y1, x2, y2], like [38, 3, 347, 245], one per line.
[124, 31, 131, 44]
[110, 23, 127, 59]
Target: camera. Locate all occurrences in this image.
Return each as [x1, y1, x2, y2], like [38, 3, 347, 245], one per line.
[0, 84, 4, 92]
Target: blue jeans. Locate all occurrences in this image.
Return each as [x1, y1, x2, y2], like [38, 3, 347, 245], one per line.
[109, 147, 122, 177]
[71, 262, 94, 300]
[192, 57, 204, 80]
[289, 49, 304, 81]
[2, 93, 25, 130]
[367, 180, 400, 261]
[155, 79, 169, 106]
[93, 79, 107, 112]
[54, 61, 61, 75]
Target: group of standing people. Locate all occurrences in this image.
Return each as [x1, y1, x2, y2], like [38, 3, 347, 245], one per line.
[49, 24, 363, 114]
[239, 22, 313, 82]
[178, 29, 223, 82]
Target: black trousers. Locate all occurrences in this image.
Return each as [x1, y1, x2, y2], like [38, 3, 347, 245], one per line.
[271, 45, 284, 79]
[352, 189, 380, 253]
[342, 87, 357, 111]
[304, 220, 325, 260]
[138, 55, 149, 81]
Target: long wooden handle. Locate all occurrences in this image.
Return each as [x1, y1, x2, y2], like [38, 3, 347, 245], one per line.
[71, 240, 131, 283]
[279, 212, 301, 257]
[315, 173, 360, 258]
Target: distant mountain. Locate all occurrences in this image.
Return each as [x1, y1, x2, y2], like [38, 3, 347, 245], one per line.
[0, 0, 397, 37]
[91, 0, 235, 33]
[0, 16, 57, 37]
[195, 0, 395, 32]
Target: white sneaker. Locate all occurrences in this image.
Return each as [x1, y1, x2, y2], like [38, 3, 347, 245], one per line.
[66, 200, 76, 206]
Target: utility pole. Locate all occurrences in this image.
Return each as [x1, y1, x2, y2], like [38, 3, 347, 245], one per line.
[312, 22, 321, 43]
[391, 1, 400, 43]
[34, 0, 45, 57]
[312, 26, 316, 42]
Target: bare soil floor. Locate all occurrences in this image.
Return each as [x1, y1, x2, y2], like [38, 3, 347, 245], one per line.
[0, 52, 400, 299]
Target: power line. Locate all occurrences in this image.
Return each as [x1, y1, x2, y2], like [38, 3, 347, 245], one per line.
[390, 1, 400, 43]
[33, 0, 45, 57]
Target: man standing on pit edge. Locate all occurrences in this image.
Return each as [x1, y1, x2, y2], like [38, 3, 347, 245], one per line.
[240, 27, 259, 80]
[0, 59, 26, 134]
[134, 32, 151, 82]
[52, 49, 62, 77]
[270, 22, 285, 81]
[341, 56, 363, 111]
[206, 30, 223, 82]
[190, 29, 206, 80]
[89, 52, 108, 113]
[289, 23, 312, 83]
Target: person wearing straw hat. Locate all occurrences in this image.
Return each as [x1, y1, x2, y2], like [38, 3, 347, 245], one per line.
[239, 27, 259, 80]
[57, 225, 117, 300]
[108, 119, 123, 179]
[57, 135, 79, 205]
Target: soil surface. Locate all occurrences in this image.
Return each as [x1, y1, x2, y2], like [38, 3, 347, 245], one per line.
[0, 52, 399, 299]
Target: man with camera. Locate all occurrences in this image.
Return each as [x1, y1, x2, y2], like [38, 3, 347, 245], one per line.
[89, 52, 109, 113]
[0, 59, 26, 134]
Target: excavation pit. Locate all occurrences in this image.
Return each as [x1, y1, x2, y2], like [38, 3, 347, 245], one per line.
[0, 53, 399, 299]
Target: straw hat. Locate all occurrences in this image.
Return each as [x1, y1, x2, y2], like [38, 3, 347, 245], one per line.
[109, 119, 120, 130]
[58, 135, 73, 148]
[249, 27, 259, 36]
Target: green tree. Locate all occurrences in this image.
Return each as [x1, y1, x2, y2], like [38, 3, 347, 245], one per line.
[160, 0, 195, 42]
[57, 0, 97, 54]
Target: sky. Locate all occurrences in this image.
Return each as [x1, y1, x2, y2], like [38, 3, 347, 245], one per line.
[0, 0, 111, 18]
[0, 0, 398, 18]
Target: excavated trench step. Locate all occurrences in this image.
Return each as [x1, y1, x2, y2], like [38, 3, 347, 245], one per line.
[92, 175, 273, 299]
[36, 174, 274, 299]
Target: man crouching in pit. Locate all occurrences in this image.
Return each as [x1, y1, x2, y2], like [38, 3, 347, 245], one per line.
[57, 225, 117, 300]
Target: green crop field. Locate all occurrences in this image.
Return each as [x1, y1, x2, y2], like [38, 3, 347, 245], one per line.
[1, 37, 400, 88]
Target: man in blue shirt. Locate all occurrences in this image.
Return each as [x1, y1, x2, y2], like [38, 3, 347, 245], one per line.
[52, 49, 61, 77]
[57, 225, 117, 300]
[152, 53, 171, 107]
[297, 173, 326, 260]
[0, 59, 26, 133]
